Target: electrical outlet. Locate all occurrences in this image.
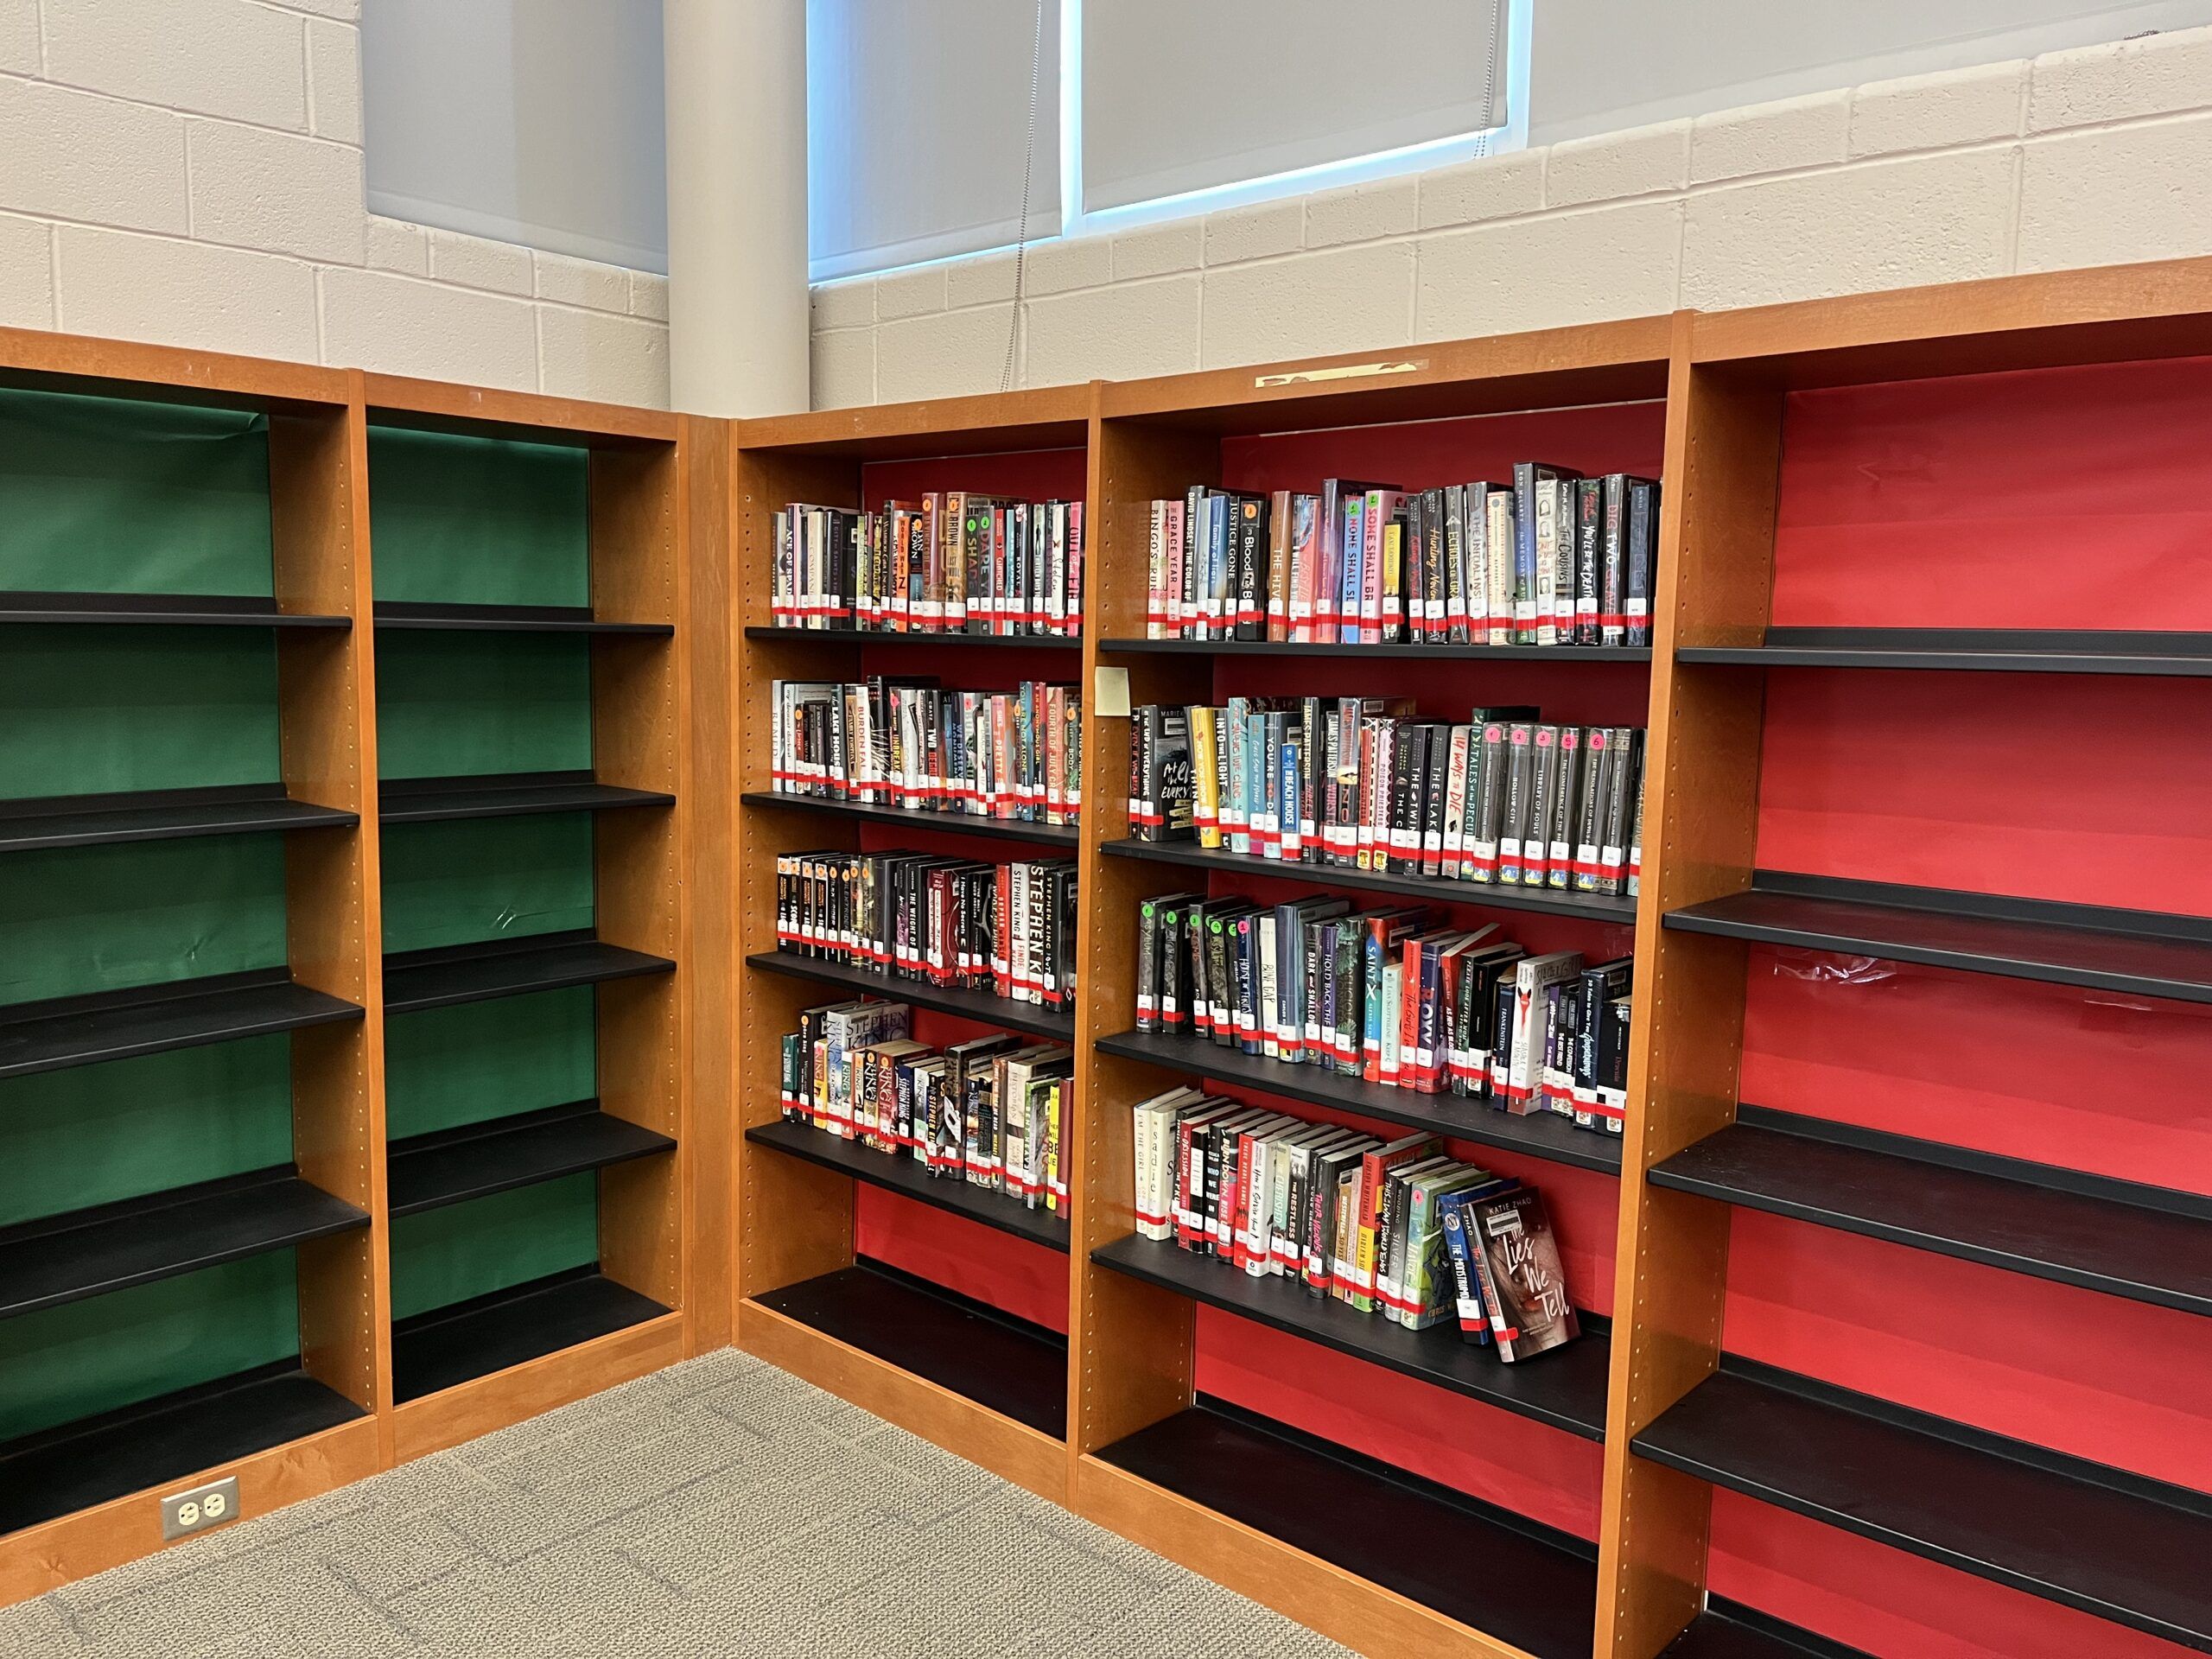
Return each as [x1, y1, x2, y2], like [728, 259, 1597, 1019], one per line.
[161, 1476, 240, 1541]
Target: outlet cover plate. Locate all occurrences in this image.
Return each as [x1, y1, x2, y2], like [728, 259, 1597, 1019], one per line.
[161, 1476, 240, 1540]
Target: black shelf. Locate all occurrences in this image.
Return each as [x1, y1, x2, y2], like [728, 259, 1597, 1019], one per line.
[747, 1120, 1069, 1252]
[1665, 872, 2212, 1005]
[1678, 626, 2212, 677]
[747, 626, 1079, 651]
[0, 1363, 365, 1537]
[384, 931, 675, 1015]
[1103, 635, 1650, 663]
[0, 1166, 367, 1319]
[0, 591, 349, 628]
[0, 785, 356, 852]
[388, 1101, 675, 1217]
[1103, 838, 1639, 925]
[1096, 1028, 1624, 1174]
[0, 969, 364, 1080]
[1652, 1105, 2212, 1318]
[753, 1259, 1067, 1439]
[1634, 1357, 2212, 1653]
[1664, 1599, 1875, 1659]
[1096, 1399, 1598, 1659]
[391, 1267, 670, 1404]
[747, 950, 1073, 1041]
[380, 772, 673, 823]
[742, 790, 1079, 848]
[373, 601, 671, 636]
[1092, 1235, 1606, 1439]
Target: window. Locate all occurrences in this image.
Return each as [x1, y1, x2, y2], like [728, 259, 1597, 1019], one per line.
[806, 0, 1529, 282]
[362, 0, 669, 273]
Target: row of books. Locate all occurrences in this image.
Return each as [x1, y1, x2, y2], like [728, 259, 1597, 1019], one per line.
[770, 493, 1084, 636]
[1141, 468, 1657, 646]
[779, 1001, 1071, 1211]
[1135, 898, 1630, 1135]
[1130, 701, 1644, 899]
[774, 851, 1079, 1008]
[1131, 1098, 1580, 1361]
[771, 677, 1082, 824]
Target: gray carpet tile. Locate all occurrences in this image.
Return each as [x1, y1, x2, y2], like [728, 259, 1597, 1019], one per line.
[0, 1350, 1356, 1659]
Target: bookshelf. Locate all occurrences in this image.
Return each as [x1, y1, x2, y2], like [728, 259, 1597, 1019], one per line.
[0, 335, 704, 1604]
[361, 373, 689, 1460]
[732, 263, 2212, 1659]
[725, 386, 1094, 1505]
[0, 329, 382, 1599]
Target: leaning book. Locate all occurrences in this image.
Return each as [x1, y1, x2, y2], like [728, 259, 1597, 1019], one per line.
[1470, 1187, 1580, 1363]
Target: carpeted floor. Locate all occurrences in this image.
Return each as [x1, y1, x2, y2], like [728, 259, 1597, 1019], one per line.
[0, 1351, 1354, 1659]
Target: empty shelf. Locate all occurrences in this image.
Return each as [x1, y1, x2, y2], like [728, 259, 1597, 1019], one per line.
[1102, 838, 1639, 925]
[1095, 1028, 1624, 1175]
[0, 969, 364, 1079]
[1663, 1599, 1875, 1659]
[389, 1102, 676, 1217]
[0, 785, 355, 852]
[747, 951, 1073, 1041]
[1096, 1401, 1598, 1659]
[1091, 1235, 1608, 1440]
[380, 772, 673, 823]
[1652, 1106, 2212, 1318]
[747, 1120, 1070, 1252]
[1665, 873, 2212, 1005]
[0, 1363, 365, 1536]
[392, 1268, 670, 1403]
[1634, 1359, 2212, 1652]
[751, 1261, 1066, 1439]
[742, 791, 1078, 848]
[374, 601, 670, 635]
[0, 591, 347, 627]
[1678, 627, 2212, 677]
[0, 1166, 367, 1319]
[384, 932, 675, 1015]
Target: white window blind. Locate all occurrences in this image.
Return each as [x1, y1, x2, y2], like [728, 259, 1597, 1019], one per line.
[361, 0, 668, 274]
[808, 0, 1061, 283]
[1078, 0, 1510, 216]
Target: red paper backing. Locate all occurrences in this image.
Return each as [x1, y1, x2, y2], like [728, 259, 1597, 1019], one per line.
[1754, 667, 2212, 918]
[1221, 404, 1667, 498]
[1193, 1307, 1605, 1541]
[861, 448, 1088, 514]
[1712, 357, 2212, 1656]
[855, 1183, 1070, 1336]
[1770, 357, 2212, 630]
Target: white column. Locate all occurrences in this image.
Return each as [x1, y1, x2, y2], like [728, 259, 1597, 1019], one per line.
[664, 0, 810, 416]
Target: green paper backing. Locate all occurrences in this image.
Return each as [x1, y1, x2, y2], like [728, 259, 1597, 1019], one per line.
[372, 632, 594, 780]
[0, 834, 289, 1006]
[366, 428, 590, 608]
[0, 1036, 294, 1228]
[384, 986, 597, 1141]
[0, 388, 275, 597]
[0, 625, 282, 801]
[388, 1174, 600, 1322]
[378, 813, 595, 957]
[0, 1254, 300, 1442]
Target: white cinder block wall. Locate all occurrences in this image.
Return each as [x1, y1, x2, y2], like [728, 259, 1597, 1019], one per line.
[0, 0, 669, 407]
[810, 26, 2212, 410]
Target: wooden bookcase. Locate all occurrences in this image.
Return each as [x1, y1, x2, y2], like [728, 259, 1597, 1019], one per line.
[0, 340, 699, 1600]
[725, 387, 1094, 1503]
[360, 374, 692, 1462]
[730, 258, 2212, 1659]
